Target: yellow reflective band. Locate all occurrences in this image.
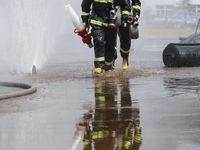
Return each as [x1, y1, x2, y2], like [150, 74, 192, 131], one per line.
[92, 132, 98, 140]
[134, 133, 142, 143]
[108, 0, 113, 3]
[125, 127, 129, 136]
[105, 61, 112, 66]
[122, 11, 131, 16]
[91, 19, 103, 26]
[115, 95, 117, 101]
[98, 131, 104, 138]
[94, 0, 113, 3]
[120, 48, 130, 54]
[132, 5, 141, 10]
[83, 139, 90, 146]
[90, 19, 108, 27]
[82, 22, 86, 26]
[81, 12, 90, 16]
[103, 22, 108, 26]
[96, 96, 105, 107]
[95, 57, 105, 61]
[123, 22, 127, 27]
[136, 15, 139, 19]
[98, 96, 105, 102]
[124, 140, 131, 149]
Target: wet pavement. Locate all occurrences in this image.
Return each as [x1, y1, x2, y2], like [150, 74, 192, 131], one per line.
[0, 35, 200, 150]
[0, 86, 22, 94]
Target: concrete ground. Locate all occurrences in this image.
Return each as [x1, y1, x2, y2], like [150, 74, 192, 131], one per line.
[0, 35, 200, 150]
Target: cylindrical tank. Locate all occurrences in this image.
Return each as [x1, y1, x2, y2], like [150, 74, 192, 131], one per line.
[163, 43, 200, 67]
[129, 24, 139, 39]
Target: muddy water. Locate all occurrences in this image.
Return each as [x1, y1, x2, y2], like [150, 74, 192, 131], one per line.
[0, 35, 200, 150]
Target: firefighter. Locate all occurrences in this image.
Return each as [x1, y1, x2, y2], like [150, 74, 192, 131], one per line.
[118, 0, 141, 70]
[81, 0, 130, 75]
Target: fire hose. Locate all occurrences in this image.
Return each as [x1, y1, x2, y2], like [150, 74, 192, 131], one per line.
[0, 82, 37, 100]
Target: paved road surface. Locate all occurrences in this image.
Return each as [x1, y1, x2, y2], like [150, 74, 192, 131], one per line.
[0, 35, 200, 150]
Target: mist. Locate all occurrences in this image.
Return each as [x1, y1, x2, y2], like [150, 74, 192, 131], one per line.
[0, 0, 71, 74]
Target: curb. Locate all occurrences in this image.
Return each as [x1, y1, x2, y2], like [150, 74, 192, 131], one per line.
[0, 82, 37, 100]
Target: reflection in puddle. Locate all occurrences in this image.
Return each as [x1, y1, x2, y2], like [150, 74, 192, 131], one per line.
[163, 77, 200, 97]
[68, 78, 142, 150]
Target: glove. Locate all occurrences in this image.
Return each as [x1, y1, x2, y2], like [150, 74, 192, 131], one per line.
[132, 9, 140, 21]
[81, 16, 89, 27]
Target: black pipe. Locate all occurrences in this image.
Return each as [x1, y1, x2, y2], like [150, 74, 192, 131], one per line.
[163, 43, 200, 67]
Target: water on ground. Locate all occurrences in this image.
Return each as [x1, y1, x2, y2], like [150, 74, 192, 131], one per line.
[0, 34, 200, 150]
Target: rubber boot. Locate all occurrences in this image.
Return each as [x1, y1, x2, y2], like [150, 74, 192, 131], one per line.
[94, 68, 103, 74]
[122, 59, 128, 71]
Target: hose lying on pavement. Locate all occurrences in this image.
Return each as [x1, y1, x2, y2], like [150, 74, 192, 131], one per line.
[0, 82, 37, 100]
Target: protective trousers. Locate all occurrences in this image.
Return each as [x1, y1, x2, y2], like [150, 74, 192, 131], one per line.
[118, 24, 131, 60]
[91, 25, 117, 70]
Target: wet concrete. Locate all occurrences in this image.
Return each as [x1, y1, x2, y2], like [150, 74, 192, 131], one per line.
[0, 35, 200, 150]
[0, 86, 22, 94]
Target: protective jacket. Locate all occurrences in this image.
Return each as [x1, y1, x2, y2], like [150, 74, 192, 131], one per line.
[118, 0, 141, 60]
[81, 0, 130, 70]
[132, 0, 141, 20]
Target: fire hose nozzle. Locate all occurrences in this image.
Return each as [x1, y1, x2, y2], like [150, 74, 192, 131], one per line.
[127, 16, 134, 23]
[110, 9, 116, 19]
[108, 9, 117, 28]
[74, 26, 93, 48]
[128, 16, 139, 27]
[134, 21, 139, 27]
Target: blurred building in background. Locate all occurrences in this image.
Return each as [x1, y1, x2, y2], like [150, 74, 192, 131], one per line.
[142, 1, 200, 30]
[156, 4, 200, 22]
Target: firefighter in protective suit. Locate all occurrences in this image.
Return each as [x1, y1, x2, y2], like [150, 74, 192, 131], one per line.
[118, 0, 141, 70]
[81, 0, 130, 74]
